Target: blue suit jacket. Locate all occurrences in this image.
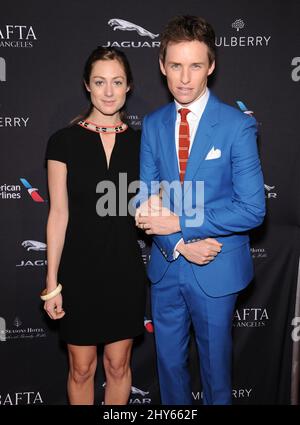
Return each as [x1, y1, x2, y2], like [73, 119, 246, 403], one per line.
[140, 93, 265, 296]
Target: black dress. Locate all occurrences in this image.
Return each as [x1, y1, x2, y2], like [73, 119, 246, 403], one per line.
[45, 123, 147, 345]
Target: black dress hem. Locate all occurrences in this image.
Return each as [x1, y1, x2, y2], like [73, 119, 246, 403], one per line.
[59, 328, 145, 346]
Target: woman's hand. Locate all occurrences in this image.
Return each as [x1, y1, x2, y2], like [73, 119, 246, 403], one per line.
[44, 294, 65, 320]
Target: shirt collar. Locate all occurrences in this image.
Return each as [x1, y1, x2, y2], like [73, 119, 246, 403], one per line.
[175, 88, 210, 120]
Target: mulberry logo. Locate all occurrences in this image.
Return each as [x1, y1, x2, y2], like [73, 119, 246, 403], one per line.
[20, 178, 45, 202]
[108, 19, 159, 39]
[103, 18, 160, 49]
[0, 116, 30, 128]
[215, 18, 271, 47]
[193, 388, 252, 400]
[0, 57, 6, 82]
[232, 19, 245, 32]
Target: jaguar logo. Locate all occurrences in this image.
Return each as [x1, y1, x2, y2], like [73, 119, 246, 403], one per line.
[131, 386, 150, 396]
[264, 184, 275, 192]
[108, 19, 159, 39]
[102, 382, 149, 397]
[22, 240, 47, 251]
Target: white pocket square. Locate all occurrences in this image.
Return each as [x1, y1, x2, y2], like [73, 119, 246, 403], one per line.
[205, 146, 221, 160]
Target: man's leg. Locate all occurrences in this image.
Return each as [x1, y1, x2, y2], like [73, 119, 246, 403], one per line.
[182, 264, 237, 405]
[151, 257, 192, 405]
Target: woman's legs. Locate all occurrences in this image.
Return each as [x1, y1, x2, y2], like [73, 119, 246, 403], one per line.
[67, 344, 97, 405]
[103, 338, 133, 405]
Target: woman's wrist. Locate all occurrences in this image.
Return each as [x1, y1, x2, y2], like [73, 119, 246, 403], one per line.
[40, 283, 62, 301]
[46, 276, 58, 291]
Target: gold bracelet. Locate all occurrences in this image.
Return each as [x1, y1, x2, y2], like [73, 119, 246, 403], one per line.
[40, 283, 62, 301]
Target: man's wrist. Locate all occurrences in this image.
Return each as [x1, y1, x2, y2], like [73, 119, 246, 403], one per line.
[173, 216, 181, 233]
[176, 240, 186, 255]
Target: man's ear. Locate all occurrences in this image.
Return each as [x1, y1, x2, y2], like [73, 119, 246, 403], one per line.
[208, 60, 215, 76]
[159, 59, 167, 76]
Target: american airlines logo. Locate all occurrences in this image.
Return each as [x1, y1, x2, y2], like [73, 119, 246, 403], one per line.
[20, 178, 46, 202]
[236, 100, 254, 116]
[103, 18, 160, 49]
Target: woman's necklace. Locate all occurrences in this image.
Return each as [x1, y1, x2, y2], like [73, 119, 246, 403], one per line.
[77, 119, 128, 134]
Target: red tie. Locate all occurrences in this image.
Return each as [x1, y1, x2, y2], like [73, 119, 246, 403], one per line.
[178, 108, 191, 183]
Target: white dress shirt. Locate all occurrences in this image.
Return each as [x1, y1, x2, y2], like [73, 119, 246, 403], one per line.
[173, 89, 210, 258]
[174, 88, 210, 169]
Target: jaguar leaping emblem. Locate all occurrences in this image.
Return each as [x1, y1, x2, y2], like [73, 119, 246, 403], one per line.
[264, 184, 275, 191]
[22, 240, 47, 251]
[108, 19, 159, 39]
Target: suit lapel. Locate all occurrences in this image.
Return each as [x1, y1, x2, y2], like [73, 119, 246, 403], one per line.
[161, 103, 180, 182]
[184, 94, 220, 194]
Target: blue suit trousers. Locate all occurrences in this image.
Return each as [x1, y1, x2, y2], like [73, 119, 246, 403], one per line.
[151, 256, 238, 405]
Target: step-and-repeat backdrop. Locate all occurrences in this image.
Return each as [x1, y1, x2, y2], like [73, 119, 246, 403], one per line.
[1, 0, 300, 405]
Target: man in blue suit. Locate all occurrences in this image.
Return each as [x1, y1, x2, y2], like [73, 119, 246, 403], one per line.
[136, 15, 265, 405]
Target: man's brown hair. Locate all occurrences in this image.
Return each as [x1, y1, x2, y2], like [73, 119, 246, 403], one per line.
[159, 15, 216, 65]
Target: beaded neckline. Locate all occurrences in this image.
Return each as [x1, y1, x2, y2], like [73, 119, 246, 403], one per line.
[78, 119, 128, 134]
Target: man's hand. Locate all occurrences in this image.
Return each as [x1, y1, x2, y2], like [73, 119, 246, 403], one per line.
[177, 238, 222, 265]
[136, 195, 180, 235]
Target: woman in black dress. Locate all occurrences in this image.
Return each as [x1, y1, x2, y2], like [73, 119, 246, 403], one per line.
[42, 47, 146, 405]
